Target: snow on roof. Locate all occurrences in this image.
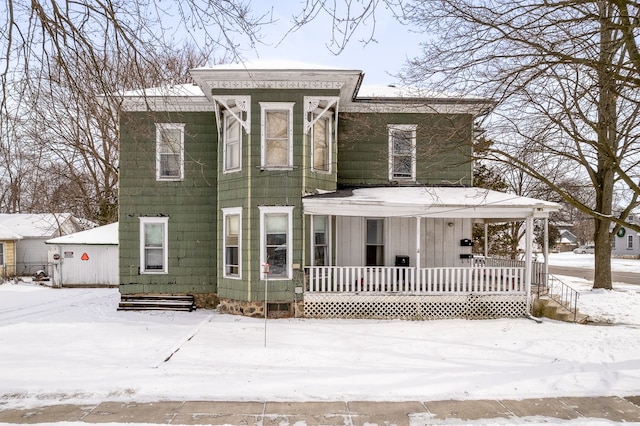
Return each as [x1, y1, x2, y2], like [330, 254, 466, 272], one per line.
[303, 187, 561, 220]
[0, 224, 23, 240]
[123, 83, 205, 98]
[0, 214, 75, 238]
[46, 222, 118, 245]
[192, 59, 356, 72]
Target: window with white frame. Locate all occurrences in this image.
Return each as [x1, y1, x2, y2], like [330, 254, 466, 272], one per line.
[388, 125, 417, 180]
[223, 208, 242, 278]
[366, 218, 384, 266]
[139, 217, 169, 273]
[260, 206, 293, 279]
[260, 102, 294, 169]
[628, 235, 634, 249]
[312, 115, 331, 172]
[156, 123, 185, 180]
[223, 112, 242, 172]
[312, 215, 330, 266]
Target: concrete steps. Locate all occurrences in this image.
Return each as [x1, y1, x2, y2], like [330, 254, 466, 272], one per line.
[532, 296, 589, 324]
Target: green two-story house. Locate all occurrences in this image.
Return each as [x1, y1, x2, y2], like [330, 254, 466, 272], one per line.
[119, 61, 560, 320]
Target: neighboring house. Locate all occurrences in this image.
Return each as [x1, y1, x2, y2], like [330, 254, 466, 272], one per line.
[0, 224, 23, 278]
[612, 213, 640, 257]
[0, 214, 85, 275]
[118, 61, 560, 320]
[555, 229, 578, 252]
[46, 222, 119, 287]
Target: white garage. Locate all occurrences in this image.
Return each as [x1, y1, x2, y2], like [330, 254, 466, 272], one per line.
[46, 222, 118, 287]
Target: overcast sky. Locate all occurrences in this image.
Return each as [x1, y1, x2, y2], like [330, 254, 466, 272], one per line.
[246, 3, 424, 86]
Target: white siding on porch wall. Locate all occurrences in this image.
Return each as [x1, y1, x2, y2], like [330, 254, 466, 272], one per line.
[335, 217, 473, 268]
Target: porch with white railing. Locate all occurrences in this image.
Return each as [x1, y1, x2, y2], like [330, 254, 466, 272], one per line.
[303, 265, 532, 320]
[306, 266, 527, 294]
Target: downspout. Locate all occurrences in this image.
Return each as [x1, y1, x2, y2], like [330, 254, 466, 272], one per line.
[484, 223, 489, 258]
[415, 216, 421, 270]
[246, 133, 252, 301]
[543, 217, 549, 286]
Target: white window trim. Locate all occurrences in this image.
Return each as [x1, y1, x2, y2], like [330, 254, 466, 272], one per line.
[310, 215, 332, 266]
[223, 112, 242, 173]
[365, 217, 386, 266]
[222, 207, 242, 279]
[139, 217, 169, 274]
[260, 102, 294, 170]
[259, 206, 294, 280]
[628, 235, 634, 250]
[388, 124, 417, 181]
[311, 114, 333, 174]
[155, 123, 185, 181]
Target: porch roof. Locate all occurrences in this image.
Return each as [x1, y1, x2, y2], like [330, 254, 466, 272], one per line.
[302, 187, 561, 221]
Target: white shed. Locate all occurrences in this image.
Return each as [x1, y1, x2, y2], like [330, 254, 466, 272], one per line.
[46, 222, 119, 287]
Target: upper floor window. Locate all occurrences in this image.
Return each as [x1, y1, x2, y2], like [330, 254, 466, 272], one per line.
[260, 102, 294, 169]
[222, 207, 242, 278]
[156, 123, 185, 181]
[312, 115, 331, 172]
[139, 217, 168, 274]
[224, 113, 242, 173]
[388, 124, 417, 181]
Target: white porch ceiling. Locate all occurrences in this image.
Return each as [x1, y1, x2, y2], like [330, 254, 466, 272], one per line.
[302, 187, 561, 221]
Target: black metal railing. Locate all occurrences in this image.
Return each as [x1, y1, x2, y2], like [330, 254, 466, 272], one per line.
[539, 273, 580, 322]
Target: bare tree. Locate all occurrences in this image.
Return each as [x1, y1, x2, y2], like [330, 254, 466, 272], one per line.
[288, 1, 640, 289]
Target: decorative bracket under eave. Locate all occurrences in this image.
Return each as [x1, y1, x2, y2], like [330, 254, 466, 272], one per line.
[304, 96, 339, 134]
[212, 96, 251, 139]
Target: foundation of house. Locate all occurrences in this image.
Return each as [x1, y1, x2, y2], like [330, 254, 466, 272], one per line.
[218, 299, 301, 318]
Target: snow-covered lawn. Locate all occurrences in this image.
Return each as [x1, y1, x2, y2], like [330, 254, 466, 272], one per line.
[0, 254, 638, 414]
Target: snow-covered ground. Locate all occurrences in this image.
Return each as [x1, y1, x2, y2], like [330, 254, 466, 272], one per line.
[0, 253, 638, 425]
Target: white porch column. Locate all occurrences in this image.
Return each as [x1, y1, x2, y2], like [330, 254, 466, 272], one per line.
[415, 217, 421, 270]
[484, 223, 489, 257]
[525, 214, 534, 311]
[543, 218, 549, 285]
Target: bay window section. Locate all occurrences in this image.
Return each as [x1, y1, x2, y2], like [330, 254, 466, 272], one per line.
[139, 217, 168, 274]
[260, 206, 294, 279]
[312, 115, 331, 172]
[223, 208, 242, 278]
[260, 102, 294, 169]
[223, 113, 241, 172]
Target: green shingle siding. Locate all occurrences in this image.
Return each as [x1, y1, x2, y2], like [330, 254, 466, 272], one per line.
[119, 111, 217, 295]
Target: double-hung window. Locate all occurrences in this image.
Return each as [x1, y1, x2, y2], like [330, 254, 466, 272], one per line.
[312, 115, 331, 172]
[366, 218, 384, 266]
[388, 124, 417, 181]
[260, 102, 294, 169]
[260, 206, 294, 279]
[0, 243, 4, 266]
[139, 217, 168, 274]
[223, 208, 242, 278]
[156, 123, 185, 180]
[628, 235, 634, 250]
[312, 215, 330, 266]
[223, 113, 241, 172]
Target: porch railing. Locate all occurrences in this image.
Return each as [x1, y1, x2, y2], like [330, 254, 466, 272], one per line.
[306, 266, 526, 294]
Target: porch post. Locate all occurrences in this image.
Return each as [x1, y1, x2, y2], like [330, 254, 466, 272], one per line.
[543, 218, 549, 286]
[484, 223, 488, 257]
[415, 217, 421, 270]
[525, 214, 534, 312]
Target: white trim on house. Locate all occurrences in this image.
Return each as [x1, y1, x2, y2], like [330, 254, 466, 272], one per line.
[222, 207, 242, 279]
[139, 217, 169, 274]
[259, 206, 294, 280]
[155, 123, 185, 181]
[388, 124, 417, 181]
[260, 102, 295, 170]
